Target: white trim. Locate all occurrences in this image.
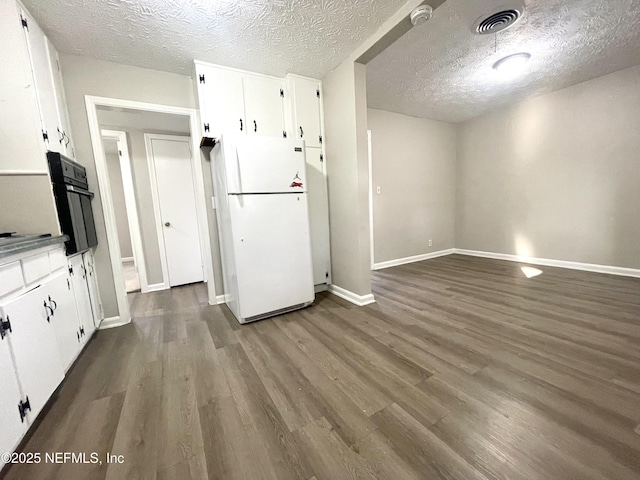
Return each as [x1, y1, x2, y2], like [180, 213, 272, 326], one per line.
[86, 99, 131, 326]
[146, 283, 168, 293]
[0, 170, 49, 176]
[328, 284, 376, 306]
[453, 249, 640, 278]
[98, 315, 129, 330]
[212, 294, 228, 306]
[367, 129, 375, 270]
[85, 95, 217, 322]
[373, 248, 455, 270]
[121, 256, 134, 263]
[314, 284, 328, 293]
[101, 129, 151, 293]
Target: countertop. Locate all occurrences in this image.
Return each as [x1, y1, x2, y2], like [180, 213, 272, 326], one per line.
[0, 234, 69, 260]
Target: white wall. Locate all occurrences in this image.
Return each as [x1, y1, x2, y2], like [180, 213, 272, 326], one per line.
[323, 60, 372, 297]
[456, 64, 640, 269]
[368, 108, 456, 263]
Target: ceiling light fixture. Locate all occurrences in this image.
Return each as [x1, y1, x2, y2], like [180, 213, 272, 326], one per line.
[410, 5, 433, 26]
[492, 52, 531, 76]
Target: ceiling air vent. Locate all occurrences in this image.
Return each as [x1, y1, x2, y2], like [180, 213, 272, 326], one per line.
[473, 7, 523, 35]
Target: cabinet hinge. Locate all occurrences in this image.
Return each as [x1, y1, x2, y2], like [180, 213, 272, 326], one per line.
[282, 131, 287, 138]
[280, 88, 284, 97]
[204, 123, 210, 133]
[325, 271, 329, 279]
[199, 74, 205, 84]
[118, 150, 122, 157]
[42, 130, 49, 142]
[18, 396, 31, 423]
[319, 135, 323, 144]
[316, 89, 320, 98]
[320, 154, 323, 163]
[80, 326, 85, 337]
[0, 316, 12, 340]
[69, 265, 74, 275]
[20, 15, 28, 30]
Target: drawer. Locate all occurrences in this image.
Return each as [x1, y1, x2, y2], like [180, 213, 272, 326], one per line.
[21, 252, 51, 285]
[49, 248, 67, 272]
[0, 261, 24, 297]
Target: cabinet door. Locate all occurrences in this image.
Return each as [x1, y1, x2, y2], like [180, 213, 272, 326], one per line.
[20, 8, 61, 152]
[292, 77, 323, 148]
[1, 285, 64, 421]
[83, 251, 102, 331]
[197, 64, 245, 137]
[69, 255, 94, 341]
[48, 272, 82, 371]
[45, 38, 74, 158]
[305, 147, 331, 285]
[243, 75, 285, 138]
[0, 333, 27, 468]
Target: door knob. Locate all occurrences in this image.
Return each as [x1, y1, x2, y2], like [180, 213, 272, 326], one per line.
[164, 222, 171, 227]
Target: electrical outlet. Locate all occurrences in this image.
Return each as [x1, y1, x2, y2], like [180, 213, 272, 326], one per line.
[376, 186, 381, 194]
[428, 239, 432, 247]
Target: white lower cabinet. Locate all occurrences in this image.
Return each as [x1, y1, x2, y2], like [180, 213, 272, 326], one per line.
[0, 285, 65, 422]
[0, 334, 27, 470]
[69, 254, 94, 341]
[48, 272, 83, 370]
[83, 251, 102, 329]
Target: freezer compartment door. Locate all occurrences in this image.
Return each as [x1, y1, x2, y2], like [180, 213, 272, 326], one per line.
[229, 193, 314, 321]
[225, 136, 307, 194]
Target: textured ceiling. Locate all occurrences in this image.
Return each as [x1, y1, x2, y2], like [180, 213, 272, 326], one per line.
[366, 0, 640, 123]
[22, 0, 408, 79]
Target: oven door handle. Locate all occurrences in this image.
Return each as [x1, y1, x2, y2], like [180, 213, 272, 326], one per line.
[65, 185, 94, 199]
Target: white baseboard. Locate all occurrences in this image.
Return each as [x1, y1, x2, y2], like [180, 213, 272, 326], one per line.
[373, 248, 455, 270]
[98, 315, 131, 330]
[328, 284, 376, 307]
[146, 283, 169, 293]
[454, 249, 640, 278]
[121, 257, 134, 263]
[211, 294, 228, 305]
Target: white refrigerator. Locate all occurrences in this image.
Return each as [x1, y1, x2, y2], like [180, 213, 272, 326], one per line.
[211, 135, 315, 324]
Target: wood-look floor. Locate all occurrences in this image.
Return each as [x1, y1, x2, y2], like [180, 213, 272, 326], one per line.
[3, 254, 640, 480]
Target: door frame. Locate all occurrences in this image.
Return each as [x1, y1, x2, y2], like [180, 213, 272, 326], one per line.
[101, 129, 150, 292]
[144, 133, 204, 289]
[85, 95, 216, 328]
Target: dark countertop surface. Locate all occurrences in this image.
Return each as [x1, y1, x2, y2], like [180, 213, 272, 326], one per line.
[0, 234, 69, 260]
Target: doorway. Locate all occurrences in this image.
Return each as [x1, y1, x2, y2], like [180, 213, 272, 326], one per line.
[86, 97, 215, 327]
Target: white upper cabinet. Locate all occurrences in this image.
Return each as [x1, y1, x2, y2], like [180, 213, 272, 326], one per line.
[287, 75, 323, 148]
[194, 61, 285, 139]
[196, 62, 245, 138]
[20, 7, 60, 153]
[45, 38, 75, 158]
[242, 75, 285, 138]
[18, 4, 74, 157]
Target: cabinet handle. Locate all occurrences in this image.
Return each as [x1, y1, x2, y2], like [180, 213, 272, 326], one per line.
[44, 301, 54, 322]
[64, 132, 70, 147]
[239, 119, 243, 131]
[57, 127, 64, 144]
[254, 120, 257, 133]
[299, 126, 304, 138]
[48, 295, 57, 312]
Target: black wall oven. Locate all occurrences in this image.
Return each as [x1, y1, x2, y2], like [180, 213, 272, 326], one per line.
[47, 152, 98, 255]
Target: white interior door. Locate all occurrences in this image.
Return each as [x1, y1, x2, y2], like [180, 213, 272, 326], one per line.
[243, 75, 285, 138]
[148, 135, 204, 287]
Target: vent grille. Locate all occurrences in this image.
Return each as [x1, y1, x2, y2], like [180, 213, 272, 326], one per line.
[475, 9, 522, 35]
